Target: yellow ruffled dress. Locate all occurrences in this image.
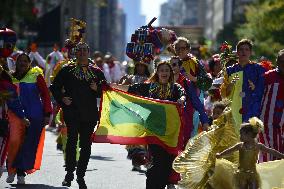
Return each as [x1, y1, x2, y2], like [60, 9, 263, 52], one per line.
[173, 108, 239, 189]
[173, 108, 284, 189]
[208, 147, 260, 189]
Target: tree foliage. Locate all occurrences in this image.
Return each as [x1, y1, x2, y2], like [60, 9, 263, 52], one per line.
[0, 0, 36, 30]
[236, 0, 284, 61]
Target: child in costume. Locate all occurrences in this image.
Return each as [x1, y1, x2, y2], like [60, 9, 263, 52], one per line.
[173, 101, 239, 189]
[214, 117, 284, 189]
[173, 113, 284, 189]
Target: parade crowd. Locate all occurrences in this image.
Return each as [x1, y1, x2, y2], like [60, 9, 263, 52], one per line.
[0, 25, 284, 189]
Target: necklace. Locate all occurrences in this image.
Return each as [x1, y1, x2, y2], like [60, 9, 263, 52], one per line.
[71, 64, 97, 82]
[149, 82, 172, 100]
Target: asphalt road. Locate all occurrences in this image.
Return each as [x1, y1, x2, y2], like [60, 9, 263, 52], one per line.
[0, 129, 146, 189]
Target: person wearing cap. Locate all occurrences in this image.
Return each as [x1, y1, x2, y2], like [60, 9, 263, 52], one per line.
[50, 42, 106, 189]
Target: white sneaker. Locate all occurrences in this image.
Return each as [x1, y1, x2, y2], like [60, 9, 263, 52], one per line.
[17, 176, 25, 184]
[6, 173, 16, 183]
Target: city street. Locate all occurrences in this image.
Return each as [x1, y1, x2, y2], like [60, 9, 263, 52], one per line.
[0, 130, 146, 189]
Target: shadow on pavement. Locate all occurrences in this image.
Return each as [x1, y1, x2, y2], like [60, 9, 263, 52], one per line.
[7, 184, 68, 189]
[86, 168, 98, 172]
[90, 155, 114, 161]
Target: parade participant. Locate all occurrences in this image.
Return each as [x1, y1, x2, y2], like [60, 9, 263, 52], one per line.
[118, 61, 151, 172]
[174, 114, 284, 189]
[208, 100, 227, 125]
[259, 49, 284, 162]
[208, 54, 222, 80]
[29, 43, 47, 70]
[220, 39, 265, 133]
[55, 108, 80, 165]
[170, 56, 209, 146]
[173, 37, 212, 137]
[45, 44, 64, 87]
[104, 54, 122, 83]
[94, 56, 111, 83]
[112, 61, 186, 189]
[119, 61, 150, 85]
[168, 56, 209, 188]
[215, 117, 284, 189]
[173, 37, 212, 91]
[6, 53, 51, 184]
[50, 42, 106, 189]
[0, 65, 29, 179]
[0, 28, 17, 72]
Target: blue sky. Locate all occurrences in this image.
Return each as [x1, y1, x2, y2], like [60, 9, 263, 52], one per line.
[141, 0, 168, 26]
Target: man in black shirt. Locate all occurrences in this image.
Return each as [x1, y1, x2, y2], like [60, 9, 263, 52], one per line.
[50, 42, 106, 189]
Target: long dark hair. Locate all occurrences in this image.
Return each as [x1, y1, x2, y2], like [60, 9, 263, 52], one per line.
[148, 61, 174, 83]
[133, 63, 150, 77]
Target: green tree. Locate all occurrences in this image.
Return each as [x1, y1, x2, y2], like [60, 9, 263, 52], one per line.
[236, 0, 284, 61]
[0, 0, 36, 31]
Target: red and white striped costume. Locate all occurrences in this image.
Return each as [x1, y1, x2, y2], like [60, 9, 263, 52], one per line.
[259, 69, 284, 162]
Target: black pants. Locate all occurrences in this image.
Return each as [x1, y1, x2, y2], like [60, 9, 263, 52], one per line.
[146, 144, 175, 189]
[65, 120, 95, 179]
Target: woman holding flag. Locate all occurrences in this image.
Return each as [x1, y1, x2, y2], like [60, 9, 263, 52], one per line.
[111, 61, 186, 189]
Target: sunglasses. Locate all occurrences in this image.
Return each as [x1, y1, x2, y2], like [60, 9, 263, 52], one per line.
[175, 46, 188, 52]
[171, 62, 179, 67]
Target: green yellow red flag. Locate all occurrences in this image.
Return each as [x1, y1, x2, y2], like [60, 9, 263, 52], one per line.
[92, 87, 184, 154]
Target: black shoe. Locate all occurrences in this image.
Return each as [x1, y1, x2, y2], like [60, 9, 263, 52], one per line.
[57, 143, 63, 151]
[77, 178, 87, 189]
[62, 173, 74, 187]
[62, 179, 72, 187]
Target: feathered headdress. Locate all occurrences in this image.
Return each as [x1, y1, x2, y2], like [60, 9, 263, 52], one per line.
[241, 117, 264, 134]
[126, 17, 177, 65]
[64, 18, 86, 50]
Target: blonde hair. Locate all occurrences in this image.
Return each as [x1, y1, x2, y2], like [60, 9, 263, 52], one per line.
[240, 117, 264, 138]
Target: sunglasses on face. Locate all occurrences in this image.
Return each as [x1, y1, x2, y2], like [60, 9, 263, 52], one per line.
[175, 46, 188, 52]
[171, 62, 178, 67]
